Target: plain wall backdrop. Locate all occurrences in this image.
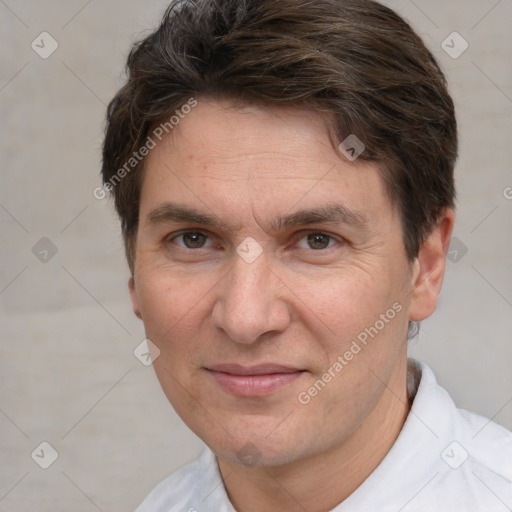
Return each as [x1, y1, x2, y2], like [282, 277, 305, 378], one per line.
[1, 0, 511, 510]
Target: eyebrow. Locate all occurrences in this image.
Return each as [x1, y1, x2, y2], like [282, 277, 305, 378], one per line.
[272, 204, 368, 232]
[145, 203, 237, 232]
[145, 202, 368, 233]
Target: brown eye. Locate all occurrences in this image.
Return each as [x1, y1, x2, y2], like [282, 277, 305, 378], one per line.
[179, 232, 209, 249]
[306, 233, 332, 250]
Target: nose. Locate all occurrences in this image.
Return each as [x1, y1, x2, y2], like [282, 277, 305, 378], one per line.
[211, 252, 291, 344]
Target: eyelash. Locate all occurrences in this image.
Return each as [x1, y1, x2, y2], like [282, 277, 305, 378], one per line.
[170, 231, 214, 249]
[167, 230, 343, 252]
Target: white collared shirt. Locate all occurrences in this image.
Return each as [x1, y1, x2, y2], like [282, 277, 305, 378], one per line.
[135, 360, 512, 511]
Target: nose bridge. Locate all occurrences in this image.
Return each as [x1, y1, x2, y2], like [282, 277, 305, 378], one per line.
[212, 253, 288, 344]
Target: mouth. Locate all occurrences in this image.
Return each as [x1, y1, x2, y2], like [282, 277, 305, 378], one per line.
[205, 364, 306, 397]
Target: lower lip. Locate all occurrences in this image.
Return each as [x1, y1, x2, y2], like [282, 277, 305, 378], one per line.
[207, 370, 304, 397]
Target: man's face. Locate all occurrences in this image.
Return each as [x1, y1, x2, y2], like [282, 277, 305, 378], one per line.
[130, 98, 419, 467]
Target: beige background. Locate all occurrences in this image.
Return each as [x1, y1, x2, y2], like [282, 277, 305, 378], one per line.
[1, 1, 511, 510]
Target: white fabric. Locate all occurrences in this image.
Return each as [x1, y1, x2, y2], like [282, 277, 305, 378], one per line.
[135, 360, 512, 511]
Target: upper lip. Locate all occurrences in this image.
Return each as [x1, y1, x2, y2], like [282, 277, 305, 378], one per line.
[206, 364, 303, 376]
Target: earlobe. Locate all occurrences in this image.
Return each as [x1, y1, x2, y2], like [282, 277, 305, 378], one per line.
[408, 208, 455, 322]
[129, 276, 143, 320]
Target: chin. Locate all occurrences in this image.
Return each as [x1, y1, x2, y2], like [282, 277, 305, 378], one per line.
[204, 424, 313, 469]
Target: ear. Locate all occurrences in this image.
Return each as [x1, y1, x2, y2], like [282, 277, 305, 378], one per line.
[408, 208, 455, 322]
[129, 276, 143, 320]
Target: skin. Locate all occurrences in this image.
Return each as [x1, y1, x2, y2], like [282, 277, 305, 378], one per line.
[129, 98, 455, 511]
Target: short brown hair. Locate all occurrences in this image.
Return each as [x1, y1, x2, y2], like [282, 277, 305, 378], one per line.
[102, 0, 457, 274]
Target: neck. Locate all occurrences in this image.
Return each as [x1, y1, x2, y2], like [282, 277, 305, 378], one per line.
[217, 357, 411, 512]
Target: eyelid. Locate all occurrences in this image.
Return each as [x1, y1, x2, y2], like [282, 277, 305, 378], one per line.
[166, 229, 213, 248]
[293, 230, 344, 246]
[164, 228, 345, 251]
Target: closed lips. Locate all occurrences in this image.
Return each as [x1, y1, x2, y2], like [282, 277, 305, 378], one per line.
[205, 364, 306, 397]
[206, 364, 304, 375]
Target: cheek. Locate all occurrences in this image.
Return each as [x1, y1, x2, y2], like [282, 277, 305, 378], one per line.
[136, 267, 213, 339]
[288, 263, 409, 381]
[138, 271, 211, 411]
[288, 266, 392, 337]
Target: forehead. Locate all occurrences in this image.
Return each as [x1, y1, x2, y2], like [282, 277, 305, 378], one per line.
[140, 98, 395, 227]
[150, 99, 339, 174]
